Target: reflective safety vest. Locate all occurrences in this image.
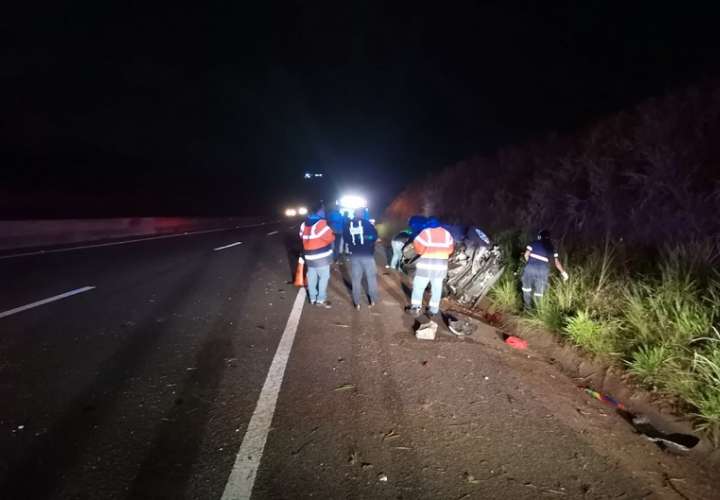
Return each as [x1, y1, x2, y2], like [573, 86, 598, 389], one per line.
[526, 240, 558, 268]
[348, 220, 365, 245]
[300, 219, 335, 267]
[413, 226, 455, 278]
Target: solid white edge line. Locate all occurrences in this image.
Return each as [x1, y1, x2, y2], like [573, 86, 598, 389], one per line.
[221, 287, 306, 500]
[0, 222, 275, 261]
[266, 230, 279, 236]
[214, 241, 244, 251]
[0, 286, 96, 319]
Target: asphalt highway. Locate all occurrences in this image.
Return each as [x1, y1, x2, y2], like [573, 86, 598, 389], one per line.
[1, 222, 717, 499]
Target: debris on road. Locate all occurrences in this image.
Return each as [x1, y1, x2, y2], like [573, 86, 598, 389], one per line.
[504, 335, 528, 350]
[415, 320, 438, 340]
[333, 323, 350, 328]
[624, 413, 699, 453]
[377, 473, 388, 482]
[290, 439, 313, 456]
[443, 312, 476, 336]
[583, 388, 625, 410]
[382, 429, 400, 441]
[463, 471, 480, 484]
[334, 383, 355, 392]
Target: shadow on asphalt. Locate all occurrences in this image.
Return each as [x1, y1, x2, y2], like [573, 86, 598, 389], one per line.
[0, 261, 211, 499]
[128, 307, 237, 498]
[282, 227, 302, 282]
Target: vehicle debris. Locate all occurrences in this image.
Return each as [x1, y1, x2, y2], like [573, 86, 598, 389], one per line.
[415, 320, 438, 340]
[382, 429, 400, 441]
[618, 411, 700, 453]
[583, 388, 625, 410]
[504, 335, 528, 350]
[443, 312, 476, 336]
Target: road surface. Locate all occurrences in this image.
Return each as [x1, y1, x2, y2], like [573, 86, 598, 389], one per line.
[1, 222, 717, 499]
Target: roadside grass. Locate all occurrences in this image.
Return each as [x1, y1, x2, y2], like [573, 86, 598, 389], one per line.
[487, 271, 522, 312]
[564, 310, 623, 357]
[488, 242, 720, 445]
[626, 344, 679, 389]
[487, 229, 527, 313]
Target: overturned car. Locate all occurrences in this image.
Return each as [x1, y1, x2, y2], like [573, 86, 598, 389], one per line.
[399, 222, 505, 307]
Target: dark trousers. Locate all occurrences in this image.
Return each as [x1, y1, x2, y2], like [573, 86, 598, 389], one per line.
[332, 233, 343, 261]
[350, 255, 378, 305]
[521, 265, 549, 310]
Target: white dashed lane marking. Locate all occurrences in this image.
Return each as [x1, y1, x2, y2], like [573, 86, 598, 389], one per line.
[214, 242, 244, 251]
[0, 222, 272, 261]
[0, 286, 96, 319]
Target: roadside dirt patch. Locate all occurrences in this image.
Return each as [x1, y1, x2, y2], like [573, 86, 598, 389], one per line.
[442, 299, 720, 496]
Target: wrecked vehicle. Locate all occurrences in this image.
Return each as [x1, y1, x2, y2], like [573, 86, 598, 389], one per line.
[445, 233, 504, 307]
[399, 220, 504, 307]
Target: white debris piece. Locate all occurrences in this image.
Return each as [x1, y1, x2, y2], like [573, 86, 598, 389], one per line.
[415, 320, 438, 340]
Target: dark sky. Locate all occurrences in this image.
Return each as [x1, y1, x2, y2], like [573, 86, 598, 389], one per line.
[3, 1, 719, 217]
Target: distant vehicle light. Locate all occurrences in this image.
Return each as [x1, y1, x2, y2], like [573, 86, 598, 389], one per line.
[285, 208, 297, 217]
[339, 194, 367, 210]
[304, 172, 312, 179]
[298, 206, 308, 215]
[314, 173, 323, 177]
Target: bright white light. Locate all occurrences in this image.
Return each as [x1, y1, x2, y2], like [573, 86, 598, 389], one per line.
[304, 173, 312, 179]
[298, 206, 308, 215]
[285, 208, 297, 217]
[339, 194, 367, 210]
[314, 173, 323, 177]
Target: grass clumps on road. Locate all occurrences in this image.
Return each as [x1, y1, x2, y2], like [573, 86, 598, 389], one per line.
[489, 241, 720, 445]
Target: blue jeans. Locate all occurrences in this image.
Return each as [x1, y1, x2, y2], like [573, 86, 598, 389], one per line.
[389, 240, 404, 269]
[521, 264, 549, 310]
[411, 275, 444, 314]
[307, 265, 330, 303]
[351, 255, 378, 305]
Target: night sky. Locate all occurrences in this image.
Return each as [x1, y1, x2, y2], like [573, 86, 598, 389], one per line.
[3, 2, 719, 217]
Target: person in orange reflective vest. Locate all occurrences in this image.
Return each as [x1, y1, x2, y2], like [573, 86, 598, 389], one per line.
[407, 217, 455, 316]
[299, 203, 335, 308]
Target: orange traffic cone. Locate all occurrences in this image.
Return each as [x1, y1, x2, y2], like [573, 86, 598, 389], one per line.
[293, 257, 306, 287]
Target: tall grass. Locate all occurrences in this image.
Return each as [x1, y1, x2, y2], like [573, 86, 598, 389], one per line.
[489, 242, 720, 444]
[626, 344, 678, 389]
[564, 310, 622, 356]
[687, 335, 720, 446]
[488, 271, 521, 312]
